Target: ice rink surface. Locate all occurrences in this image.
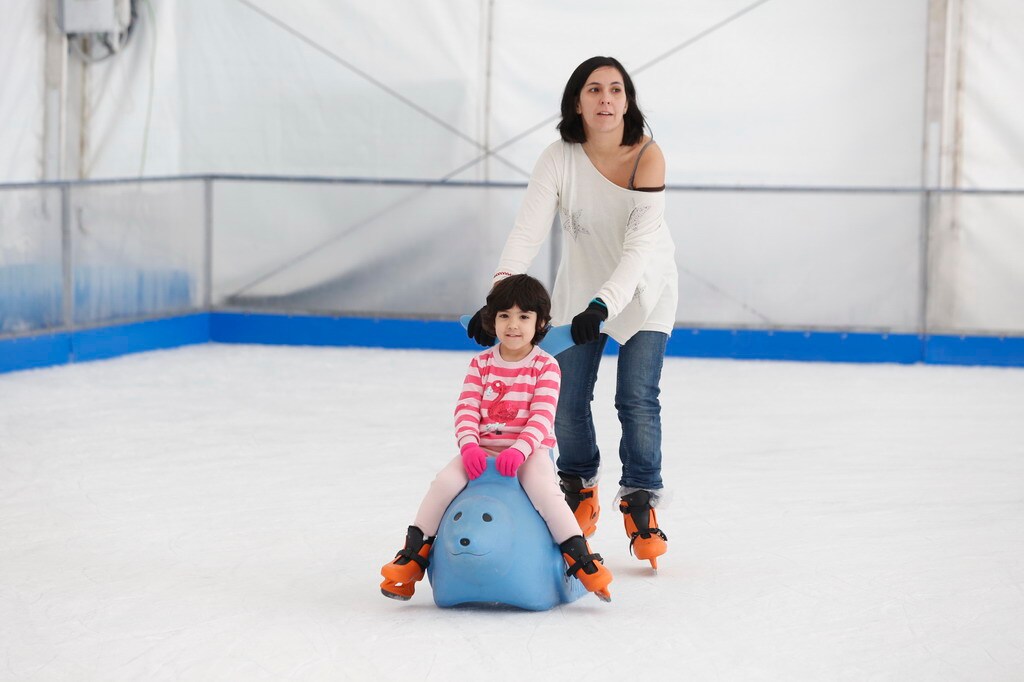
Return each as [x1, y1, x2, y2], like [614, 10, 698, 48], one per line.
[2, 343, 1023, 681]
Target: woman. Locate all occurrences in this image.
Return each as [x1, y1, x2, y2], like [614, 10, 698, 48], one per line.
[468, 56, 678, 567]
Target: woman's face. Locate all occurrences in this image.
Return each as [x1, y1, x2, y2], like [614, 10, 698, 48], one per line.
[576, 66, 628, 137]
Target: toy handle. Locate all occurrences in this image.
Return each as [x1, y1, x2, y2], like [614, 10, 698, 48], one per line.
[459, 315, 593, 357]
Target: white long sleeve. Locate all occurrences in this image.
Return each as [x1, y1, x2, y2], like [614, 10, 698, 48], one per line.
[494, 145, 561, 279]
[594, 190, 666, 318]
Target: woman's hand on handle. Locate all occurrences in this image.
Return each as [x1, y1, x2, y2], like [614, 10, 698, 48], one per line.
[466, 306, 496, 347]
[570, 299, 608, 345]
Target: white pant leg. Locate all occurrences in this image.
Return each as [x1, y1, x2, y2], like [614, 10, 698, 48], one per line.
[519, 449, 582, 544]
[412, 455, 469, 536]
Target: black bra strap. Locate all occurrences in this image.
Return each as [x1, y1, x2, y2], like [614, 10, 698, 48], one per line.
[628, 139, 655, 190]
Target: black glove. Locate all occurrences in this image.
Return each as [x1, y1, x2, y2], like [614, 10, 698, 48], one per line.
[570, 299, 608, 345]
[467, 305, 496, 347]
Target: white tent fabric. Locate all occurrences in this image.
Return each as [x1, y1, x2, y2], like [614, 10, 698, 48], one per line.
[1, 0, 1023, 334]
[484, 0, 929, 187]
[0, 2, 46, 182]
[22, 0, 932, 185]
[926, 1, 1024, 333]
[3, 0, 1021, 188]
[84, 0, 488, 180]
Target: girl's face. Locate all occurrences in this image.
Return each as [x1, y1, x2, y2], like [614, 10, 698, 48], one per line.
[494, 305, 538, 361]
[576, 66, 627, 137]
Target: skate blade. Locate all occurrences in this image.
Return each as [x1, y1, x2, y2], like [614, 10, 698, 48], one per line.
[595, 589, 612, 602]
[380, 587, 412, 601]
[649, 557, 658, 570]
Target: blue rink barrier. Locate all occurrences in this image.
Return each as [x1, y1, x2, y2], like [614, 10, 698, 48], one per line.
[0, 314, 210, 374]
[924, 334, 1024, 368]
[209, 312, 464, 351]
[665, 327, 925, 364]
[2, 311, 1023, 374]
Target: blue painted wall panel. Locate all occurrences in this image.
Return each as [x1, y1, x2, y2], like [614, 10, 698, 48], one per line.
[210, 313, 472, 352]
[3, 312, 1023, 375]
[925, 335, 1024, 368]
[73, 314, 210, 362]
[667, 328, 923, 364]
[0, 333, 72, 373]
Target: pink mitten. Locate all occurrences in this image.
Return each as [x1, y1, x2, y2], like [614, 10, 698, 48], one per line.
[496, 448, 525, 477]
[460, 443, 488, 480]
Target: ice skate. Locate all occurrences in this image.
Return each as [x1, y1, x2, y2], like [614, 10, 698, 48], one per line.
[380, 525, 434, 600]
[619, 490, 667, 569]
[559, 535, 612, 602]
[558, 472, 600, 537]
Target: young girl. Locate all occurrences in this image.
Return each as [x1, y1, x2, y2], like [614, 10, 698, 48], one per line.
[380, 275, 612, 602]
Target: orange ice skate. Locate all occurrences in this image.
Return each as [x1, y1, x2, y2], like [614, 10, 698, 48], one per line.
[558, 472, 600, 537]
[559, 535, 612, 602]
[619, 490, 667, 569]
[380, 526, 434, 600]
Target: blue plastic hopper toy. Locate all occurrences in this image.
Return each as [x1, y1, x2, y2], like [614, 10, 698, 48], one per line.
[427, 457, 588, 610]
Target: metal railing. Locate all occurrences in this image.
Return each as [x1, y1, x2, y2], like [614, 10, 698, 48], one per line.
[2, 174, 1023, 340]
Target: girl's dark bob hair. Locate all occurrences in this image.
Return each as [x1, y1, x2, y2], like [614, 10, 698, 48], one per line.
[483, 274, 552, 344]
[557, 56, 647, 146]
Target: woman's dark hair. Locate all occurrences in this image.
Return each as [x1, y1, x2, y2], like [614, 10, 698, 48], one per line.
[483, 274, 552, 344]
[557, 56, 647, 146]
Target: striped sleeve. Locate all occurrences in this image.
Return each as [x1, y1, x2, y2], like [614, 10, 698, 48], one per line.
[454, 355, 485, 447]
[510, 357, 561, 457]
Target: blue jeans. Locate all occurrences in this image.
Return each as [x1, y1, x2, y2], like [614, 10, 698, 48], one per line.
[554, 331, 668, 490]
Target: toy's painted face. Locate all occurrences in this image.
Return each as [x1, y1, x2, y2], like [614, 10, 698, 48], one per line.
[441, 495, 513, 561]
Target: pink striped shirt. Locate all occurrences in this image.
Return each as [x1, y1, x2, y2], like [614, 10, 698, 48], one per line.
[454, 345, 561, 457]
